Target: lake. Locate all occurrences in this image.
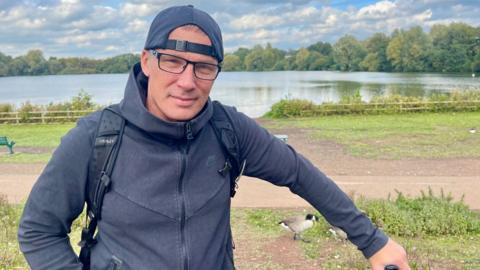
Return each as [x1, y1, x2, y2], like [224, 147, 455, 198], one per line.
[0, 71, 479, 117]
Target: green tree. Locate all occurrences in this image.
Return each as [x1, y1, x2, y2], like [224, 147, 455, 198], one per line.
[47, 57, 66, 74]
[222, 54, 242, 71]
[244, 44, 283, 71]
[71, 90, 96, 111]
[9, 56, 29, 75]
[387, 27, 432, 72]
[308, 41, 333, 56]
[97, 54, 139, 73]
[473, 53, 480, 73]
[360, 33, 391, 71]
[0, 52, 12, 76]
[233, 48, 250, 70]
[430, 23, 479, 72]
[307, 41, 334, 70]
[333, 35, 367, 71]
[294, 48, 311, 70]
[24, 50, 48, 75]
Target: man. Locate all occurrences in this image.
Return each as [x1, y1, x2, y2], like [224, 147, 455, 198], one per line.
[18, 5, 410, 270]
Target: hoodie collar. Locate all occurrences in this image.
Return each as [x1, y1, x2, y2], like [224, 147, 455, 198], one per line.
[118, 63, 213, 140]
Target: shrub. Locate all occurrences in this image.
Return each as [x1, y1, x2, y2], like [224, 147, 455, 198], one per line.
[265, 98, 317, 118]
[265, 91, 480, 118]
[0, 104, 14, 113]
[358, 189, 480, 237]
[0, 195, 25, 268]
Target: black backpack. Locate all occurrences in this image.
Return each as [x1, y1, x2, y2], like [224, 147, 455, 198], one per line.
[78, 101, 245, 269]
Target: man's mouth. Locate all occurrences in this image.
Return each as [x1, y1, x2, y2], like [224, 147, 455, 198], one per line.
[171, 95, 197, 107]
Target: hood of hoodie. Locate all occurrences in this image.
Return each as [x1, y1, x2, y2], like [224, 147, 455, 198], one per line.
[118, 63, 213, 140]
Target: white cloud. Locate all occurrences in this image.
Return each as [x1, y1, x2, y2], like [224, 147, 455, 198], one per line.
[413, 9, 433, 22]
[120, 2, 158, 17]
[230, 14, 282, 30]
[357, 1, 396, 19]
[0, 0, 479, 58]
[126, 19, 149, 33]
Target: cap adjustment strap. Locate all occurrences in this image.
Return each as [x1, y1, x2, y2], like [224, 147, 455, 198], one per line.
[166, 39, 216, 58]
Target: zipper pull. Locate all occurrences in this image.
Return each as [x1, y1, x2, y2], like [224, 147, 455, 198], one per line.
[185, 122, 194, 140]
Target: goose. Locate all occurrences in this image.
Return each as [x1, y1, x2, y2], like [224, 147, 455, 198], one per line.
[279, 214, 318, 242]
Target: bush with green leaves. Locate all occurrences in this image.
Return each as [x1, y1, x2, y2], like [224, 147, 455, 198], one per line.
[0, 90, 100, 123]
[265, 98, 317, 118]
[265, 91, 480, 118]
[0, 195, 25, 268]
[358, 189, 480, 237]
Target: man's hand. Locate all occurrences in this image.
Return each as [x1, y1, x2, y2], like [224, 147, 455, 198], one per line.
[368, 238, 411, 270]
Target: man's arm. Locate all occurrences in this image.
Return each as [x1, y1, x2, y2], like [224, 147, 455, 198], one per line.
[230, 109, 409, 266]
[18, 117, 96, 270]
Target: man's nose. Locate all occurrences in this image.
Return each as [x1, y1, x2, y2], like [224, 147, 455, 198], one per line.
[176, 63, 196, 90]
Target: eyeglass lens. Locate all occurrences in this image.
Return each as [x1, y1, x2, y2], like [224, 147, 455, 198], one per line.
[158, 53, 219, 80]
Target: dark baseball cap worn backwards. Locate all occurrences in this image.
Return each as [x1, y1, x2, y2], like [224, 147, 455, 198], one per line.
[144, 5, 224, 63]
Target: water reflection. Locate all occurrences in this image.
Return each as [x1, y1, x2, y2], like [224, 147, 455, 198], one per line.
[1, 71, 479, 117]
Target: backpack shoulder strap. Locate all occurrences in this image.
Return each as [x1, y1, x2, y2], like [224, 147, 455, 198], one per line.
[210, 100, 246, 197]
[86, 105, 125, 219]
[79, 104, 125, 269]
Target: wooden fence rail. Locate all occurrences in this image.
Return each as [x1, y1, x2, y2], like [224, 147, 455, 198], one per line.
[0, 110, 96, 124]
[1, 100, 480, 123]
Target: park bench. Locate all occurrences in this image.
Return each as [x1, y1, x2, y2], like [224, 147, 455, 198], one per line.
[0, 136, 15, 154]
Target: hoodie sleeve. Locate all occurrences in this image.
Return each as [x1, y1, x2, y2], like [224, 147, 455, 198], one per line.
[18, 115, 98, 270]
[232, 110, 388, 258]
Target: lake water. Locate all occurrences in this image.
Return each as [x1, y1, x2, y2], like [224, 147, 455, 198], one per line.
[0, 71, 479, 117]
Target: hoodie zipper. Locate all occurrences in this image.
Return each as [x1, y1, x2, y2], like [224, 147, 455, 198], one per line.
[179, 122, 193, 270]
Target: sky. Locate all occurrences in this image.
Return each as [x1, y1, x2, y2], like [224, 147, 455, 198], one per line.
[0, 0, 479, 59]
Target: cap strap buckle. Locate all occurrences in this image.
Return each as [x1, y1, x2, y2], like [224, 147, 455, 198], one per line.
[175, 40, 187, 51]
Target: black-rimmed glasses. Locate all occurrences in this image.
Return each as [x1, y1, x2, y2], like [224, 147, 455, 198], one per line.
[150, 50, 221, 81]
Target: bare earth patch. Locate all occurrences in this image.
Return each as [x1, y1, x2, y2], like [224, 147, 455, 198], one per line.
[1, 122, 479, 269]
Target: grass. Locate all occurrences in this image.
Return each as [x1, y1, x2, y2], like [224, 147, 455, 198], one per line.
[0, 123, 74, 163]
[262, 111, 480, 159]
[0, 196, 27, 269]
[242, 190, 480, 270]
[3, 195, 480, 270]
[1, 111, 480, 162]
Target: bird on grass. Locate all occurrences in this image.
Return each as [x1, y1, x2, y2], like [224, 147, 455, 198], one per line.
[279, 214, 318, 242]
[328, 225, 348, 241]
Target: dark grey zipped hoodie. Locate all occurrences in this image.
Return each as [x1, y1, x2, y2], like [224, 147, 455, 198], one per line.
[18, 64, 388, 269]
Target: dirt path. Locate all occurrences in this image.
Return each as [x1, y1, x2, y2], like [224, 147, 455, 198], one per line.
[1, 125, 479, 208]
[1, 126, 479, 269]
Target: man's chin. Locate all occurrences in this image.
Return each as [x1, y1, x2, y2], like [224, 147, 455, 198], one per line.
[164, 108, 200, 122]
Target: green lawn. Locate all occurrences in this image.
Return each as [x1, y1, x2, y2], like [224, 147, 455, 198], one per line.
[0, 123, 74, 163]
[1, 111, 480, 163]
[264, 111, 480, 159]
[241, 203, 480, 270]
[3, 195, 479, 270]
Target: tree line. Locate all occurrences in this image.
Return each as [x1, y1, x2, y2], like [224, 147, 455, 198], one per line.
[0, 22, 479, 77]
[223, 23, 480, 73]
[0, 51, 139, 76]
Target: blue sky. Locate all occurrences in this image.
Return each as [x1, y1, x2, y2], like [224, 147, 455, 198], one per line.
[0, 0, 479, 58]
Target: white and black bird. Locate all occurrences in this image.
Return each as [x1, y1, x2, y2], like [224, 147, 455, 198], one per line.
[279, 214, 318, 242]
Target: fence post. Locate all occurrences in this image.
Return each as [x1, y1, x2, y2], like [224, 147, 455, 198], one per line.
[42, 111, 45, 124]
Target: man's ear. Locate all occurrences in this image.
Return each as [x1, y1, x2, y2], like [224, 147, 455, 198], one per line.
[140, 50, 151, 77]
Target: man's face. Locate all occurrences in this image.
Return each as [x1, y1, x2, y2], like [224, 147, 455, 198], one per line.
[140, 27, 217, 122]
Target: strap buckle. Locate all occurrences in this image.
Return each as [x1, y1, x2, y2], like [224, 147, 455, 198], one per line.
[175, 40, 187, 51]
